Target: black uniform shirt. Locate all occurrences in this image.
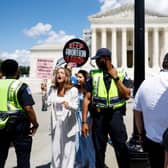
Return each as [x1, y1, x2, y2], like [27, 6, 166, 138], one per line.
[17, 83, 35, 108]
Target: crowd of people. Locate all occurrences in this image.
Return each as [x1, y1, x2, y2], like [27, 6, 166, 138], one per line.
[0, 47, 168, 168]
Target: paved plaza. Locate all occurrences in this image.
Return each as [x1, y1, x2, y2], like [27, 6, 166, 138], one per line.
[5, 93, 134, 168]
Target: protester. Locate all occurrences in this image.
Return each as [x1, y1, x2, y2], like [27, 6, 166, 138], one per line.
[133, 53, 168, 168]
[0, 59, 39, 168]
[75, 70, 95, 168]
[82, 48, 131, 168]
[41, 79, 48, 111]
[47, 67, 79, 168]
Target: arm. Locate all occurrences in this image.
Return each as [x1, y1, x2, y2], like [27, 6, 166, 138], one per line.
[134, 109, 145, 143]
[134, 109, 144, 135]
[106, 58, 130, 99]
[162, 128, 168, 168]
[164, 152, 168, 168]
[18, 84, 39, 136]
[113, 76, 131, 99]
[24, 105, 39, 136]
[82, 91, 91, 138]
[63, 87, 79, 112]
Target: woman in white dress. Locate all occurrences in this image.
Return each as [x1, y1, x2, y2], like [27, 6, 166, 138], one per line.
[48, 67, 79, 168]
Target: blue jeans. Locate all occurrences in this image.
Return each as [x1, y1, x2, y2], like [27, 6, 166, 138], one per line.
[92, 109, 130, 168]
[0, 131, 32, 168]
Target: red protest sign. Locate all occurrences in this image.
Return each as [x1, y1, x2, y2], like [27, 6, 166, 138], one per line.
[63, 38, 89, 67]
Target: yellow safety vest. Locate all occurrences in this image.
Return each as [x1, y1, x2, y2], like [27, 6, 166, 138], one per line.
[90, 69, 126, 110]
[0, 79, 24, 129]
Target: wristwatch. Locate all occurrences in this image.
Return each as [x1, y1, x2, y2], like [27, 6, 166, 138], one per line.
[82, 121, 88, 124]
[33, 123, 39, 129]
[113, 76, 120, 82]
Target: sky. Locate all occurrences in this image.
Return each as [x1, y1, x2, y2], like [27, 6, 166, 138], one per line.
[0, 0, 168, 66]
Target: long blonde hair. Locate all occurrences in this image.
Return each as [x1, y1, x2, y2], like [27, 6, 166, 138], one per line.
[53, 67, 73, 92]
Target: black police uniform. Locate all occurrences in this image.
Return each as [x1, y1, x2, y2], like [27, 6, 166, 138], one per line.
[0, 83, 35, 168]
[86, 71, 130, 168]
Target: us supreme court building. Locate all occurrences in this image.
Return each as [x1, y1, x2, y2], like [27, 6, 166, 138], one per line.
[29, 3, 168, 79]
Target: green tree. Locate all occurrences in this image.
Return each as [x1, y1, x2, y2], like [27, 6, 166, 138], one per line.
[19, 66, 30, 75]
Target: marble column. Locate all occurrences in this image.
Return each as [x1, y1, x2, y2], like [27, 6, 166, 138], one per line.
[101, 28, 107, 48]
[145, 28, 149, 69]
[122, 28, 127, 68]
[164, 28, 168, 54]
[112, 28, 117, 66]
[153, 28, 159, 68]
[91, 28, 97, 56]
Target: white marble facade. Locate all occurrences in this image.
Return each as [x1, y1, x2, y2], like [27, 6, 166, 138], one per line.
[29, 3, 168, 79]
[89, 3, 168, 78]
[29, 44, 63, 78]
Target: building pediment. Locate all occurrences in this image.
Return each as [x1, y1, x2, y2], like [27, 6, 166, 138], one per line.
[31, 43, 63, 51]
[89, 3, 168, 21]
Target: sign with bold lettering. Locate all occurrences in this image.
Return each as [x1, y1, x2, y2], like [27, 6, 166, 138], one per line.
[36, 58, 54, 79]
[63, 38, 89, 67]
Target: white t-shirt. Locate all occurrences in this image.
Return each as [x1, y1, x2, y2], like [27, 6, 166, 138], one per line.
[133, 71, 168, 143]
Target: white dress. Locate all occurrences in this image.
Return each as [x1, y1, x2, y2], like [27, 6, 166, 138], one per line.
[48, 87, 79, 168]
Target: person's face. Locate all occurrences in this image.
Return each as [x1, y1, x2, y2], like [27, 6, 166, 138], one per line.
[56, 68, 66, 83]
[96, 56, 106, 70]
[77, 73, 85, 86]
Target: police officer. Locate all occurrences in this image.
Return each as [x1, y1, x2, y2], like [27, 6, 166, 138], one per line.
[82, 48, 131, 168]
[0, 59, 39, 168]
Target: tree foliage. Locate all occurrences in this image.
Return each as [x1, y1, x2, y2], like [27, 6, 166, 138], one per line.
[19, 66, 30, 75]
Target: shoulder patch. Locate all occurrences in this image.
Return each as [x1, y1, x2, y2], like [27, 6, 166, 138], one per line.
[26, 87, 32, 95]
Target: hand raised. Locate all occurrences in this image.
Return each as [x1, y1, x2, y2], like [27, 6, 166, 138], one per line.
[105, 59, 118, 78]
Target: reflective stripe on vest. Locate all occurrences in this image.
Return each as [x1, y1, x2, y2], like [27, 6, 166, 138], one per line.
[90, 69, 126, 109]
[0, 79, 23, 113]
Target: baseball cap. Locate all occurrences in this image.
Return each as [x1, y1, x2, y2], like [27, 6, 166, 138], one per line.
[91, 48, 111, 60]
